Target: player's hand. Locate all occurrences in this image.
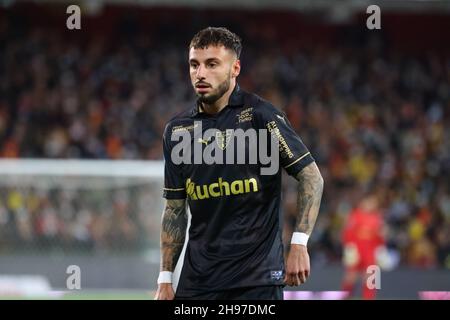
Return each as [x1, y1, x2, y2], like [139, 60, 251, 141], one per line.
[284, 244, 310, 286]
[154, 283, 175, 300]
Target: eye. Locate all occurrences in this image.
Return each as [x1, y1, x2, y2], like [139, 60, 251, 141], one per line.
[190, 63, 198, 69]
[207, 62, 217, 68]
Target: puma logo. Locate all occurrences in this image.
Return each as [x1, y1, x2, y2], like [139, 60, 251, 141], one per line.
[197, 137, 211, 145]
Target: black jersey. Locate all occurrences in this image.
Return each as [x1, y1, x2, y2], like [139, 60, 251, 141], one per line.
[162, 84, 314, 297]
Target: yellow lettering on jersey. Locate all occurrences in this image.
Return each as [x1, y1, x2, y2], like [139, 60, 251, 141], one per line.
[186, 177, 259, 200]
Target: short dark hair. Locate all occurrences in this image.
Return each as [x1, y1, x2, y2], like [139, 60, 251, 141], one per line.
[189, 27, 242, 58]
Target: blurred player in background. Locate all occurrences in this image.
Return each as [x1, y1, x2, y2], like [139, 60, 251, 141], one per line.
[155, 27, 324, 300]
[341, 192, 386, 300]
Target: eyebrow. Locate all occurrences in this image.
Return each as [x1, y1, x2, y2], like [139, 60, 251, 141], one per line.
[189, 58, 221, 64]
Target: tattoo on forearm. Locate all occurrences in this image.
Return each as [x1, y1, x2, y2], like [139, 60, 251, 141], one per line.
[160, 199, 187, 272]
[295, 162, 324, 235]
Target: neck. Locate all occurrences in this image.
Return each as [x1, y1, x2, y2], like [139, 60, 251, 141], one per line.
[201, 81, 236, 114]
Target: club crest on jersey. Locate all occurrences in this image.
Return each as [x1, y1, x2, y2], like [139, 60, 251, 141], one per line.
[215, 129, 233, 150]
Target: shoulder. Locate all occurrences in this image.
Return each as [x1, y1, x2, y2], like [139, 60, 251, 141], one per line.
[166, 108, 193, 126]
[241, 90, 284, 118]
[240, 90, 284, 123]
[163, 108, 194, 135]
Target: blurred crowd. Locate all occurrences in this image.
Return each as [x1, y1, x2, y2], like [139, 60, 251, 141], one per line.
[0, 13, 449, 268]
[0, 184, 162, 253]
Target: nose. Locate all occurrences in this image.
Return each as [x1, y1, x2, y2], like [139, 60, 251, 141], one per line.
[195, 64, 206, 80]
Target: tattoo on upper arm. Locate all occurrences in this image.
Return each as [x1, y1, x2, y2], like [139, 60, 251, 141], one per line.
[295, 162, 324, 235]
[161, 199, 187, 271]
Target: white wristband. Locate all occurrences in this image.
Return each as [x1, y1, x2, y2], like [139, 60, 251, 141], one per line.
[291, 232, 309, 246]
[157, 271, 173, 284]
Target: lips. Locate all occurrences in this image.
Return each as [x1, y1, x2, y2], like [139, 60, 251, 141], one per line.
[195, 83, 211, 93]
[195, 83, 211, 89]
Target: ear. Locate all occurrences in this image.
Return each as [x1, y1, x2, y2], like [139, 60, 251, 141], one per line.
[232, 59, 241, 78]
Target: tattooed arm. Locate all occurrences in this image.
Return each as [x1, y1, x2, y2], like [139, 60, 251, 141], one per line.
[293, 161, 324, 236]
[160, 199, 188, 271]
[155, 199, 188, 300]
[284, 162, 324, 286]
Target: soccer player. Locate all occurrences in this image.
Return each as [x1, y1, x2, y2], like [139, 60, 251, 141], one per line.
[341, 193, 385, 299]
[155, 27, 324, 300]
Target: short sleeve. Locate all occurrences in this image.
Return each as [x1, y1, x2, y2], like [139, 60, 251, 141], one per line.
[162, 123, 186, 199]
[257, 104, 315, 177]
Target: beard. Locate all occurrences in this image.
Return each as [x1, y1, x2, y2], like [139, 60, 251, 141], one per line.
[196, 76, 231, 105]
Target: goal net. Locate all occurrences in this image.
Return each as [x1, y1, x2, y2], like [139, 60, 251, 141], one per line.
[0, 159, 165, 254]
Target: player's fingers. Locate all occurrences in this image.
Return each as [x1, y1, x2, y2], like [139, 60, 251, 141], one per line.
[305, 269, 310, 279]
[294, 274, 301, 286]
[159, 293, 173, 300]
[298, 271, 306, 284]
[288, 273, 300, 286]
[284, 275, 292, 286]
[284, 272, 292, 285]
[284, 273, 296, 286]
